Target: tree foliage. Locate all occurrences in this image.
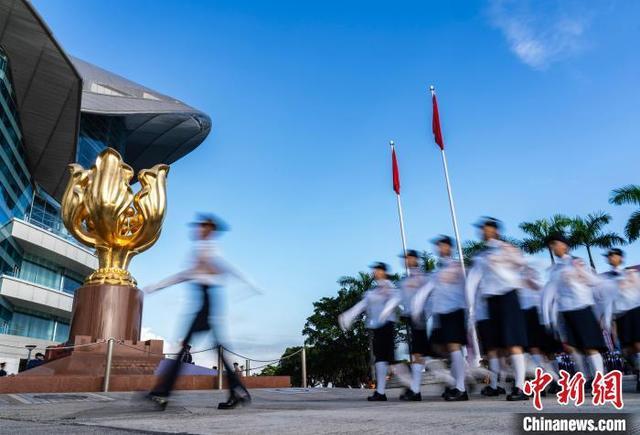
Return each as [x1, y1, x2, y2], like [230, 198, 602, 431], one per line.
[568, 211, 624, 270]
[610, 185, 640, 242]
[518, 214, 572, 264]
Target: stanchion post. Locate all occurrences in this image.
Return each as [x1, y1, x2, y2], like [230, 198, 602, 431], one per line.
[245, 359, 250, 377]
[217, 347, 223, 390]
[103, 338, 115, 392]
[301, 346, 307, 388]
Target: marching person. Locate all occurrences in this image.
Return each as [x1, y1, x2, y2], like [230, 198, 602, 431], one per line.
[413, 235, 469, 401]
[466, 217, 529, 401]
[602, 248, 640, 392]
[541, 233, 606, 384]
[339, 262, 402, 401]
[519, 265, 561, 392]
[143, 214, 257, 410]
[398, 249, 430, 401]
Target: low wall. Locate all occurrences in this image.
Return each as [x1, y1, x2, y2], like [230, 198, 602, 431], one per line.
[0, 375, 291, 394]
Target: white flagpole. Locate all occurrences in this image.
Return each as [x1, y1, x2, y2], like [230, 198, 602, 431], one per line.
[430, 87, 466, 277]
[390, 140, 409, 277]
[430, 86, 480, 366]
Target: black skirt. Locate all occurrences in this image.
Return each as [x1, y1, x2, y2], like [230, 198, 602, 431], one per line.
[523, 307, 563, 354]
[486, 290, 527, 348]
[561, 307, 606, 352]
[372, 322, 395, 363]
[409, 325, 432, 356]
[476, 319, 496, 355]
[615, 306, 640, 347]
[431, 309, 467, 345]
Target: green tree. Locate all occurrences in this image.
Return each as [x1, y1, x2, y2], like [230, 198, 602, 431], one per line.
[519, 215, 572, 264]
[569, 212, 625, 271]
[420, 251, 437, 273]
[302, 272, 374, 387]
[461, 240, 486, 267]
[609, 185, 640, 242]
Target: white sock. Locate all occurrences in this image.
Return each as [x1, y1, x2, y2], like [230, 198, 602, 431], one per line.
[489, 357, 500, 389]
[572, 352, 586, 375]
[410, 363, 424, 394]
[511, 353, 526, 390]
[451, 350, 466, 392]
[587, 353, 604, 377]
[375, 362, 389, 394]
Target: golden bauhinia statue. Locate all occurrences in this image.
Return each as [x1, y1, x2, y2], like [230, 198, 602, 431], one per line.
[61, 147, 169, 287]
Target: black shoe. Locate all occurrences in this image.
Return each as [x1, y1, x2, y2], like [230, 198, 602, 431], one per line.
[405, 391, 422, 402]
[218, 393, 251, 410]
[442, 386, 453, 398]
[367, 391, 387, 401]
[481, 386, 500, 397]
[145, 394, 168, 411]
[444, 388, 469, 402]
[496, 386, 506, 395]
[547, 381, 562, 395]
[399, 388, 411, 401]
[506, 387, 529, 401]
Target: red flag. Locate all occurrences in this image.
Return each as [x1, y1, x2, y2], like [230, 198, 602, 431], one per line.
[392, 147, 400, 195]
[432, 93, 445, 150]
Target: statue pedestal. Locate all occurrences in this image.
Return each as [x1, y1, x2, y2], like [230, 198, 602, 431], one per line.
[69, 284, 144, 342]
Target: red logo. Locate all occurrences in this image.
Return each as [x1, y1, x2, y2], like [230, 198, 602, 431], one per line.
[592, 370, 624, 409]
[556, 370, 586, 406]
[523, 367, 553, 410]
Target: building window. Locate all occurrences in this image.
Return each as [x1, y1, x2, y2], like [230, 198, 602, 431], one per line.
[61, 273, 83, 295]
[89, 82, 129, 97]
[10, 311, 54, 341]
[18, 254, 62, 290]
[77, 113, 126, 169]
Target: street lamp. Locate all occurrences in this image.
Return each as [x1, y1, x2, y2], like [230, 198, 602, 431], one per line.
[25, 344, 36, 364]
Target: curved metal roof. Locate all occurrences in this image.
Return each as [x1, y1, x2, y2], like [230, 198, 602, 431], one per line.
[0, 0, 82, 200]
[71, 57, 212, 173]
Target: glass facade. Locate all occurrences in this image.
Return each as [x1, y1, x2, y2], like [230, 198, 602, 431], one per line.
[0, 47, 87, 344]
[0, 47, 33, 279]
[0, 307, 69, 342]
[77, 113, 126, 168]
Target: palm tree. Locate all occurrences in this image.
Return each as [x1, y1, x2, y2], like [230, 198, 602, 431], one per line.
[518, 215, 572, 264]
[609, 185, 640, 242]
[568, 211, 625, 271]
[462, 240, 487, 267]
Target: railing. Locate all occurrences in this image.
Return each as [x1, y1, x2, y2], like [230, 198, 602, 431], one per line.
[21, 215, 82, 247]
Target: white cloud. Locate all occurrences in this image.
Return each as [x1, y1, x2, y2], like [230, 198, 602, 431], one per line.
[487, 0, 591, 69]
[140, 326, 181, 355]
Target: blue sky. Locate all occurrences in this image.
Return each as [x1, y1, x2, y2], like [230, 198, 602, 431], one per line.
[34, 0, 640, 365]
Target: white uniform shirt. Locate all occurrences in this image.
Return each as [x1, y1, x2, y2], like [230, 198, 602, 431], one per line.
[412, 257, 466, 324]
[474, 239, 527, 297]
[541, 255, 599, 326]
[399, 267, 428, 317]
[339, 280, 401, 330]
[518, 266, 542, 311]
[604, 268, 640, 314]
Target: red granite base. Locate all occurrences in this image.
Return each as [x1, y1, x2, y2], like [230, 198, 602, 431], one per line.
[0, 335, 290, 393]
[0, 374, 291, 394]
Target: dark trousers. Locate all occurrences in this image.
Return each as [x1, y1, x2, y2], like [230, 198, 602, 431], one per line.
[151, 285, 247, 397]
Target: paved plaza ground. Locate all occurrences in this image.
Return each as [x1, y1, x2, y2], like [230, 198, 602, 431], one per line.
[0, 380, 638, 434]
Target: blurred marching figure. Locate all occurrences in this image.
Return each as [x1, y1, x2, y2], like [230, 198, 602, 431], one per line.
[339, 262, 410, 401]
[541, 233, 607, 385]
[397, 250, 431, 401]
[413, 235, 469, 401]
[143, 214, 259, 410]
[466, 217, 529, 401]
[601, 248, 640, 392]
[518, 265, 562, 394]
